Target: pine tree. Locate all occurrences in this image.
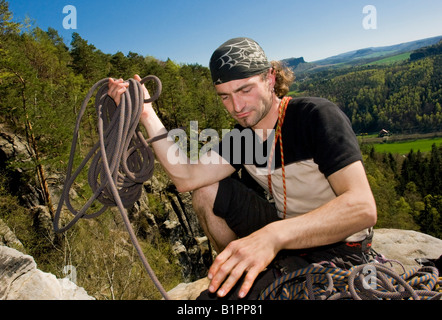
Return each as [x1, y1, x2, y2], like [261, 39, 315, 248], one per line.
[70, 32, 110, 82]
[429, 143, 442, 195]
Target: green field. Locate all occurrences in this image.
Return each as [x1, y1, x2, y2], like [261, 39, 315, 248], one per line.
[365, 52, 411, 66]
[372, 137, 442, 155]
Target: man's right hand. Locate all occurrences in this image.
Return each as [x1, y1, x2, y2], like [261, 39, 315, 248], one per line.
[108, 75, 153, 119]
[108, 78, 129, 107]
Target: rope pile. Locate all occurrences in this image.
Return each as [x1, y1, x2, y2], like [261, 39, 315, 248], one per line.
[259, 262, 442, 300]
[53, 76, 170, 299]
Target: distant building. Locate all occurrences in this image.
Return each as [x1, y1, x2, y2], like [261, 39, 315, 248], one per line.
[378, 129, 391, 137]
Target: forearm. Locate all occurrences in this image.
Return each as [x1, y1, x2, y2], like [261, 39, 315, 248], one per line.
[139, 110, 235, 192]
[268, 162, 377, 252]
[268, 190, 377, 252]
[140, 110, 193, 189]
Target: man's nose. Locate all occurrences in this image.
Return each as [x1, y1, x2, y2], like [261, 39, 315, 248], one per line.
[231, 95, 244, 113]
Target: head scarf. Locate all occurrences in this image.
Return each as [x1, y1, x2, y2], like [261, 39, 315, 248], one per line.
[209, 37, 271, 85]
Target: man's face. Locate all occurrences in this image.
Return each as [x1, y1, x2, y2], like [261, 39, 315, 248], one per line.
[215, 71, 274, 129]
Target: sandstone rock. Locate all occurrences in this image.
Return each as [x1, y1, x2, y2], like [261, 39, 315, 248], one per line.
[0, 246, 94, 300]
[371, 228, 442, 271]
[0, 125, 43, 207]
[30, 205, 56, 242]
[0, 125, 30, 161]
[167, 277, 210, 300]
[0, 219, 24, 251]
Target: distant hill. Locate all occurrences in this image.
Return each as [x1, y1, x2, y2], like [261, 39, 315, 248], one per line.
[410, 39, 442, 61]
[289, 40, 442, 135]
[283, 35, 442, 76]
[283, 57, 305, 68]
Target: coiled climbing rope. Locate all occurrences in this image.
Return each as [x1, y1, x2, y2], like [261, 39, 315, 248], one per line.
[53, 75, 170, 300]
[259, 262, 442, 300]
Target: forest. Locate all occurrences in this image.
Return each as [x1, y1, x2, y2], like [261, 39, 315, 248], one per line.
[0, 0, 441, 299]
[292, 40, 442, 135]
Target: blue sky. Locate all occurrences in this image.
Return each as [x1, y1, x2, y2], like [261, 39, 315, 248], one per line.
[8, 0, 442, 66]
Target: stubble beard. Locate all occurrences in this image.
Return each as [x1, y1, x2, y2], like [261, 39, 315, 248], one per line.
[238, 93, 274, 129]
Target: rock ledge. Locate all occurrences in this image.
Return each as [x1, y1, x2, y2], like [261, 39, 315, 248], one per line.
[0, 246, 94, 300]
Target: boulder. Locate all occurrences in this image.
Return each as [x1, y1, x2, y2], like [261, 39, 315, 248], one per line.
[0, 246, 94, 300]
[0, 219, 24, 251]
[371, 228, 442, 271]
[167, 277, 210, 300]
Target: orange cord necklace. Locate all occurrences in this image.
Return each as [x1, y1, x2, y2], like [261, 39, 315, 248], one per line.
[267, 96, 292, 219]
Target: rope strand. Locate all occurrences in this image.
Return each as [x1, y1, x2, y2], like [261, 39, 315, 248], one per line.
[267, 96, 292, 219]
[259, 262, 442, 300]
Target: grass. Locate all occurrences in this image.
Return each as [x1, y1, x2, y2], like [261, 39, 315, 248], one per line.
[371, 137, 442, 155]
[364, 52, 411, 66]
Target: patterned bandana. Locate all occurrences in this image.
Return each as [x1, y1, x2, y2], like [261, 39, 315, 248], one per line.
[209, 37, 272, 85]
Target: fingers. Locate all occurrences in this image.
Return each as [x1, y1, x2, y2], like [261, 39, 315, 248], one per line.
[208, 245, 232, 282]
[108, 78, 129, 106]
[109, 75, 151, 106]
[208, 249, 238, 297]
[209, 256, 261, 298]
[207, 232, 277, 299]
[133, 74, 152, 101]
[215, 261, 249, 298]
[207, 242, 261, 299]
[238, 268, 261, 299]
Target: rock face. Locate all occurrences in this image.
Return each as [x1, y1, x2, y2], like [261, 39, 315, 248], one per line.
[0, 246, 94, 300]
[0, 219, 24, 251]
[130, 179, 213, 282]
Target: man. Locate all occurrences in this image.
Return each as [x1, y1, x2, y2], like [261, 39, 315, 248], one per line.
[108, 37, 377, 300]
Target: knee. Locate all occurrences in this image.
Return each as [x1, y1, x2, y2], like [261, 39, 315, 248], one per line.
[192, 183, 218, 218]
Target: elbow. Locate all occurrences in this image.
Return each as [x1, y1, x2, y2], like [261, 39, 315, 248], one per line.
[175, 183, 192, 193]
[347, 186, 377, 228]
[363, 198, 377, 228]
[173, 179, 192, 193]
[167, 171, 195, 193]
[174, 177, 198, 193]
[345, 192, 377, 229]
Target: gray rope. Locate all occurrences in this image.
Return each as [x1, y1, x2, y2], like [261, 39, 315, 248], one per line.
[259, 262, 442, 300]
[54, 75, 170, 300]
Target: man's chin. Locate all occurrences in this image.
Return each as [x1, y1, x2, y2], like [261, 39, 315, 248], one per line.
[238, 119, 253, 128]
[236, 116, 258, 128]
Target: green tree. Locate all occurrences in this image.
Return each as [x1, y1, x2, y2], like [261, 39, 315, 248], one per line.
[70, 32, 110, 82]
[429, 143, 442, 195]
[0, 0, 20, 36]
[415, 195, 442, 238]
[108, 51, 132, 79]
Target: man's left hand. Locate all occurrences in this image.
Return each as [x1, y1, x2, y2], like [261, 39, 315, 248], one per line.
[207, 226, 278, 299]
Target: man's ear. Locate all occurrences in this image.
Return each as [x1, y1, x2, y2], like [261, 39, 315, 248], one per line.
[267, 68, 276, 89]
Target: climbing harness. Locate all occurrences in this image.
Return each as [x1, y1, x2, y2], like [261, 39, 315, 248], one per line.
[267, 96, 292, 219]
[259, 253, 442, 300]
[53, 75, 170, 299]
